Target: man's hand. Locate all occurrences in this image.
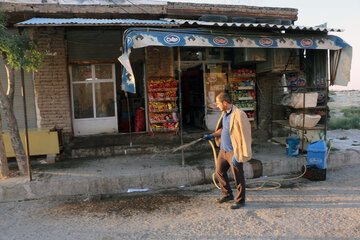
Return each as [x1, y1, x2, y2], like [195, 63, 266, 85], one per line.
[203, 134, 214, 140]
[232, 155, 240, 166]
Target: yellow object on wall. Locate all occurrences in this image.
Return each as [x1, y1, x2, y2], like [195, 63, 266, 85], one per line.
[2, 129, 59, 157]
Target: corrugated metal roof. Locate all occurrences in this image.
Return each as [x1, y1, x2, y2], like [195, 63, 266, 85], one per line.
[162, 18, 344, 32]
[15, 18, 179, 27]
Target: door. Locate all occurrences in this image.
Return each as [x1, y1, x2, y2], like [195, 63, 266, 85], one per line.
[182, 69, 205, 129]
[70, 64, 118, 136]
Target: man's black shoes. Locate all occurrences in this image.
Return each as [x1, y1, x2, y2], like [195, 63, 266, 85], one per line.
[216, 195, 234, 204]
[229, 202, 245, 209]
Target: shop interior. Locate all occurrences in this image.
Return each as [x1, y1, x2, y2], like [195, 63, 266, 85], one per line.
[117, 45, 328, 147]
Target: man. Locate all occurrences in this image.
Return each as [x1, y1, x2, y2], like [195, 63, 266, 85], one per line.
[204, 92, 252, 209]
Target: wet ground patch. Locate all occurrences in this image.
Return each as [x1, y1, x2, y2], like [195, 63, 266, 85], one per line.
[47, 190, 193, 217]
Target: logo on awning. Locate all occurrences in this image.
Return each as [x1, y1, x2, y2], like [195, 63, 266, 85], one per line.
[301, 39, 313, 47]
[213, 37, 228, 45]
[259, 38, 273, 46]
[164, 34, 180, 44]
[127, 37, 133, 45]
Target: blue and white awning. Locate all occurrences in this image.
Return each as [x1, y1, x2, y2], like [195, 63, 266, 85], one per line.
[119, 28, 352, 93]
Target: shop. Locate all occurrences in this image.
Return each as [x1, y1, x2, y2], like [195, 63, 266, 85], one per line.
[120, 27, 352, 145]
[11, 14, 352, 152]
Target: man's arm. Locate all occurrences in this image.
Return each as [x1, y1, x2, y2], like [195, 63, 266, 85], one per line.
[211, 128, 222, 137]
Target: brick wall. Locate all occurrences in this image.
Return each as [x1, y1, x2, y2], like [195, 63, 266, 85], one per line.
[145, 47, 174, 78]
[31, 27, 72, 135]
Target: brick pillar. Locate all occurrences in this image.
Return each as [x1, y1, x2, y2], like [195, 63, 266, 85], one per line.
[145, 47, 174, 78]
[31, 27, 72, 136]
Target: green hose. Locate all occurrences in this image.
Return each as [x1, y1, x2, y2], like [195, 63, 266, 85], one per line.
[208, 139, 307, 191]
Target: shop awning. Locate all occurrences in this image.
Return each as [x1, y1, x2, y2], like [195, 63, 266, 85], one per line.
[118, 28, 352, 93]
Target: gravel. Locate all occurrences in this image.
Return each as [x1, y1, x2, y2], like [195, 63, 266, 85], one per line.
[1, 165, 360, 240]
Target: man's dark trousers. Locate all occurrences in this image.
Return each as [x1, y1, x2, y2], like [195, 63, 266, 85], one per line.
[216, 150, 246, 203]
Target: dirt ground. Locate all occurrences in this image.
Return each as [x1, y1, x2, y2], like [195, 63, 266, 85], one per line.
[1, 165, 360, 240]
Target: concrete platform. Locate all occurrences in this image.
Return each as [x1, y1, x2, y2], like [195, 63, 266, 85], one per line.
[1, 139, 360, 202]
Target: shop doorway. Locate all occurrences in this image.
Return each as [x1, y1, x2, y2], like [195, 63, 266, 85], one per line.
[181, 66, 205, 131]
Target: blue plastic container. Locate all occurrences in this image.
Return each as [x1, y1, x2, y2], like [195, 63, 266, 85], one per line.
[306, 141, 327, 169]
[286, 138, 300, 157]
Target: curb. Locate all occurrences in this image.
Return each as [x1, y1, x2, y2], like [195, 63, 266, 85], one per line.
[0, 150, 359, 202]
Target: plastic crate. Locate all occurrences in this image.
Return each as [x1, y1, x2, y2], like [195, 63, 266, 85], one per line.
[306, 141, 327, 169]
[302, 165, 326, 181]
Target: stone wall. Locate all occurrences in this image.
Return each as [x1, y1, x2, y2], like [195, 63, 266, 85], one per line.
[31, 27, 72, 136]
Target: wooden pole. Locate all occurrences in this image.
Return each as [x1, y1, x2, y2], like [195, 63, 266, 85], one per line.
[21, 69, 32, 181]
[177, 47, 185, 167]
[125, 91, 133, 147]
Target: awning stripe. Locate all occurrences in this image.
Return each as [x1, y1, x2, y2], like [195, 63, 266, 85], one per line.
[119, 28, 351, 93]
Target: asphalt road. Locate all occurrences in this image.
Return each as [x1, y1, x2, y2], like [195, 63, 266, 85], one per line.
[1, 165, 360, 240]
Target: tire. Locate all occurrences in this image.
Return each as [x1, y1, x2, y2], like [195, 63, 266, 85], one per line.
[256, 18, 282, 25]
[199, 15, 228, 22]
[232, 17, 256, 23]
[281, 19, 292, 25]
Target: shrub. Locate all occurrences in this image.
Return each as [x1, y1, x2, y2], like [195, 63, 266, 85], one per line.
[328, 106, 360, 130]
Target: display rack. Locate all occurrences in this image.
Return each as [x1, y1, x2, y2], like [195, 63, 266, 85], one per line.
[229, 68, 257, 128]
[147, 76, 179, 135]
[270, 85, 328, 152]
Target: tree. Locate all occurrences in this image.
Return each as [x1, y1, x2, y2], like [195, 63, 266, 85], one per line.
[0, 10, 43, 176]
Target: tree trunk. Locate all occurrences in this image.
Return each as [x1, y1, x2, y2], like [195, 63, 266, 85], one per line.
[0, 114, 9, 178]
[3, 104, 27, 175]
[0, 61, 27, 175]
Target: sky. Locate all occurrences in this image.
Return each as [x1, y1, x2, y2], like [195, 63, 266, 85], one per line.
[167, 0, 359, 90]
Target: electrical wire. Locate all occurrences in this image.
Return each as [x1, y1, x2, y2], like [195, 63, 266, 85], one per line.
[109, 0, 131, 14]
[125, 0, 150, 14]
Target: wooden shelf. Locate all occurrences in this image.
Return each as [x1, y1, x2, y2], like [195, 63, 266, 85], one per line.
[271, 103, 327, 109]
[272, 120, 325, 130]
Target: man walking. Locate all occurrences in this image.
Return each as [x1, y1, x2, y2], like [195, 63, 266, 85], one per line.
[204, 92, 252, 209]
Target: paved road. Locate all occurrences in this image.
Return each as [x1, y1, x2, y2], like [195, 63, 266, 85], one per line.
[1, 165, 360, 240]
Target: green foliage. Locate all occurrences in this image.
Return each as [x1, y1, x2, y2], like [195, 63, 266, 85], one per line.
[0, 10, 43, 71]
[342, 106, 360, 118]
[328, 106, 360, 130]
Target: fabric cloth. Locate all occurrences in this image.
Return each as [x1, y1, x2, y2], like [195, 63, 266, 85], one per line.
[216, 150, 246, 203]
[220, 106, 233, 152]
[214, 105, 252, 163]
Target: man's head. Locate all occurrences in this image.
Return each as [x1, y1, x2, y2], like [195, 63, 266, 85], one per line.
[216, 92, 232, 112]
